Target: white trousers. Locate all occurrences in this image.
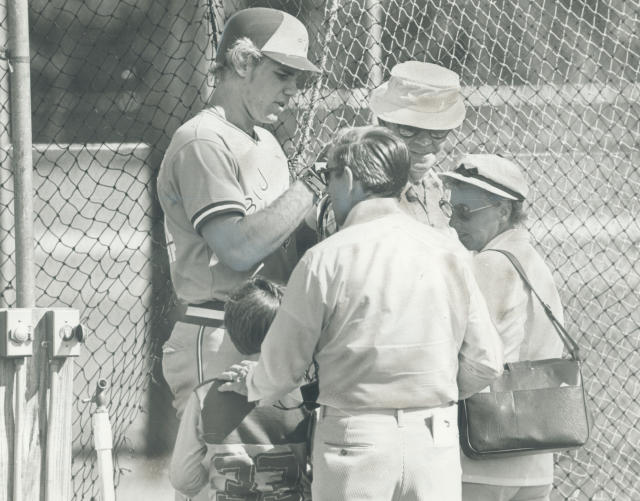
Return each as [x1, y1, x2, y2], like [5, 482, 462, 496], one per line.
[312, 404, 461, 501]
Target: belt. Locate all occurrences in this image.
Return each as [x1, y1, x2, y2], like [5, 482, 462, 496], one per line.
[176, 300, 226, 327]
[321, 402, 456, 419]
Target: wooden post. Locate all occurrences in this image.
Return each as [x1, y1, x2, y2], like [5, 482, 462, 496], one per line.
[44, 355, 75, 501]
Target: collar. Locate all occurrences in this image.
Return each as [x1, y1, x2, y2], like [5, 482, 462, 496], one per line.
[205, 106, 259, 142]
[482, 227, 529, 251]
[341, 197, 404, 229]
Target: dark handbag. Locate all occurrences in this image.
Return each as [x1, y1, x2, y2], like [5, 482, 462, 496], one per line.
[458, 249, 591, 459]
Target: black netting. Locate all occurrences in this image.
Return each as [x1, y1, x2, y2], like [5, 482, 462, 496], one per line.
[0, 1, 637, 499]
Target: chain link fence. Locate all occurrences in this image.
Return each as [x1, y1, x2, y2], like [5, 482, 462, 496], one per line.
[0, 0, 637, 499]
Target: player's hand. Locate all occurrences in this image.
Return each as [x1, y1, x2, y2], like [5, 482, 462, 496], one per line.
[218, 360, 257, 396]
[298, 144, 331, 199]
[298, 163, 327, 199]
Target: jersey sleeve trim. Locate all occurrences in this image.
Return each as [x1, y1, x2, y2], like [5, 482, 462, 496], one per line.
[192, 201, 247, 232]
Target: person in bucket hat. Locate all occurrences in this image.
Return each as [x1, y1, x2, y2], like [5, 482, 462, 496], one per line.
[310, 61, 466, 241]
[440, 154, 564, 501]
[157, 8, 323, 500]
[370, 61, 466, 228]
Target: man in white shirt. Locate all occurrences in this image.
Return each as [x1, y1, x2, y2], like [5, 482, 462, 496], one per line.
[220, 126, 503, 501]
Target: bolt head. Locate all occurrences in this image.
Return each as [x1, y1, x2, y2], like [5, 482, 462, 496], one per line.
[60, 324, 74, 341]
[10, 324, 30, 343]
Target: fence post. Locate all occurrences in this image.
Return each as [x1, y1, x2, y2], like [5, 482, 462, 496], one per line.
[365, 0, 384, 88]
[0, 0, 11, 498]
[0, 0, 12, 306]
[4, 1, 35, 501]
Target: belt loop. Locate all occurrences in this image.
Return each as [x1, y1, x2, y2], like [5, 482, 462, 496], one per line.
[396, 409, 405, 427]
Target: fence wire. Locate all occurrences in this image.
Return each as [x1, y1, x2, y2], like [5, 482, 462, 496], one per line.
[0, 0, 637, 499]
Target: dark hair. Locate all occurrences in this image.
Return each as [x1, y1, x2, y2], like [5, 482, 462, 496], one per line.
[224, 276, 284, 355]
[329, 125, 411, 197]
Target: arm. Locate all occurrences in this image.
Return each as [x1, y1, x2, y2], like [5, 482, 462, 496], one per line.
[457, 262, 504, 399]
[246, 258, 325, 402]
[201, 181, 315, 271]
[473, 251, 528, 362]
[171, 139, 317, 272]
[170, 393, 208, 498]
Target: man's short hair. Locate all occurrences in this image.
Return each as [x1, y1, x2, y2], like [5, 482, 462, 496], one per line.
[329, 125, 411, 198]
[224, 276, 284, 355]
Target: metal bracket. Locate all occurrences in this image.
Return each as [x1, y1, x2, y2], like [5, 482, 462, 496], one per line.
[0, 308, 33, 357]
[46, 308, 85, 358]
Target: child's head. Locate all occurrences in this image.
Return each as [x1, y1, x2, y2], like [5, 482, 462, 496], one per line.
[224, 276, 284, 355]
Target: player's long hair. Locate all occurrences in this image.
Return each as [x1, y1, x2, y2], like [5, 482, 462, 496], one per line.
[211, 37, 263, 80]
[329, 126, 411, 198]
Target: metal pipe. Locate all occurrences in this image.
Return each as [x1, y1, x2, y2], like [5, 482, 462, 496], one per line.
[92, 379, 115, 501]
[365, 0, 384, 88]
[7, 2, 35, 500]
[0, 0, 12, 306]
[8, 0, 35, 308]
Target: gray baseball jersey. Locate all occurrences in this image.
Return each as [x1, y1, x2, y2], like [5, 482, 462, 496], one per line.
[157, 108, 297, 303]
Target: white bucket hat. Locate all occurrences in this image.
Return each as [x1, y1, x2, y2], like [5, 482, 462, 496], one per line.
[369, 61, 466, 130]
[439, 154, 529, 201]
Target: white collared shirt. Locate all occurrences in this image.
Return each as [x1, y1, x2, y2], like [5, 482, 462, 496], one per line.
[246, 198, 503, 410]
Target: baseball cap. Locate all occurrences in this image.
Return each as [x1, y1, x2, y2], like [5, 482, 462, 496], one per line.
[369, 61, 466, 130]
[216, 8, 320, 73]
[439, 154, 528, 201]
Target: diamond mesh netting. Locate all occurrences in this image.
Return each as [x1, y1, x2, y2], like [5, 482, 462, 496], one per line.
[0, 0, 637, 499]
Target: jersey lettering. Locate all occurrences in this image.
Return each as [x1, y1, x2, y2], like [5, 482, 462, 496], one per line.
[212, 450, 302, 500]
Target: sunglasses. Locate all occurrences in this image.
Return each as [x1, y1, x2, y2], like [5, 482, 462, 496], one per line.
[439, 199, 498, 220]
[392, 123, 450, 142]
[315, 161, 340, 185]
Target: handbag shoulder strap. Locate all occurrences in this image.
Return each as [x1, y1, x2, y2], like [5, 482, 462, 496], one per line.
[483, 248, 581, 361]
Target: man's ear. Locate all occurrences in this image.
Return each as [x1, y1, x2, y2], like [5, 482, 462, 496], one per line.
[498, 200, 512, 224]
[233, 54, 254, 78]
[343, 166, 355, 192]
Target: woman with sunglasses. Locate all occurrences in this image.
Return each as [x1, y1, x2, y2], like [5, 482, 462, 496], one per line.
[440, 154, 566, 501]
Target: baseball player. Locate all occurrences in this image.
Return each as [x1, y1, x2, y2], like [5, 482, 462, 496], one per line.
[157, 6, 323, 415]
[170, 277, 311, 500]
[219, 126, 504, 501]
[157, 8, 322, 499]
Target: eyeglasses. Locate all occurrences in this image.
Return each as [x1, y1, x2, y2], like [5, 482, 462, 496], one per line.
[393, 123, 450, 142]
[439, 199, 498, 220]
[315, 162, 339, 185]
